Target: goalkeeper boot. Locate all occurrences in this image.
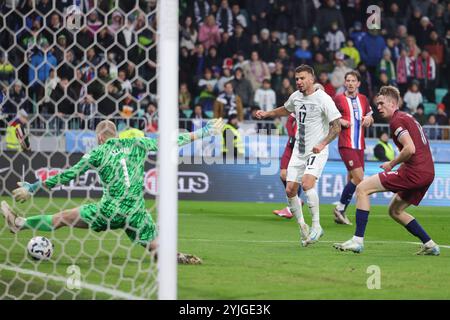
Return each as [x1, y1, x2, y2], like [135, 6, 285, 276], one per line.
[333, 238, 364, 253]
[177, 253, 202, 265]
[333, 207, 352, 225]
[415, 241, 440, 256]
[272, 207, 293, 219]
[1, 201, 22, 234]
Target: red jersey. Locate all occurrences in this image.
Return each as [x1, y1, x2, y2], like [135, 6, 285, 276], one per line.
[334, 93, 372, 150]
[286, 113, 297, 138]
[390, 110, 434, 175]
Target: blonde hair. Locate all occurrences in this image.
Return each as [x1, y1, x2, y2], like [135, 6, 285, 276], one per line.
[95, 120, 117, 140]
[377, 86, 401, 105]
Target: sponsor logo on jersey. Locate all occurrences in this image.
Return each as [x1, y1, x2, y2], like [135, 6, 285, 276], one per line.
[349, 160, 354, 167]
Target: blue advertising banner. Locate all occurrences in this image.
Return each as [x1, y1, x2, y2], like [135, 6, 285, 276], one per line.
[65, 130, 450, 163]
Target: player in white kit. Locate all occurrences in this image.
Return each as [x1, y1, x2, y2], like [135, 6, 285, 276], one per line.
[256, 65, 341, 246]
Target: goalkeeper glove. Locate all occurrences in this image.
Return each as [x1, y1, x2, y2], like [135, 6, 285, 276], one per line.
[195, 118, 224, 138]
[12, 181, 42, 203]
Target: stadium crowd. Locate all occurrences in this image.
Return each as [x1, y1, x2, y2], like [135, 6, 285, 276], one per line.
[0, 0, 450, 139]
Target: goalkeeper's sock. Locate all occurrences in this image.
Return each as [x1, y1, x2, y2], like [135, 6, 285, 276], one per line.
[287, 195, 305, 225]
[23, 215, 54, 231]
[305, 188, 320, 229]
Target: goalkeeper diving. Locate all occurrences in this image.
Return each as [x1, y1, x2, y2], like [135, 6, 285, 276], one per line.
[1, 118, 224, 264]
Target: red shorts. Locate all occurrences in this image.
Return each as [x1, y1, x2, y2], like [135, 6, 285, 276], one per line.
[339, 148, 365, 171]
[378, 167, 434, 206]
[280, 143, 294, 170]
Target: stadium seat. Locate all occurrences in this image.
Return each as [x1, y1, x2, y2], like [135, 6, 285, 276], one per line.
[182, 109, 193, 118]
[435, 88, 448, 104]
[205, 111, 214, 118]
[423, 102, 437, 115]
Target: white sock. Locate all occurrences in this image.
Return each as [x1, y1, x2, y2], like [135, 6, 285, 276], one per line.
[352, 235, 364, 244]
[336, 202, 345, 211]
[424, 240, 436, 247]
[287, 196, 305, 225]
[16, 217, 25, 229]
[305, 188, 320, 229]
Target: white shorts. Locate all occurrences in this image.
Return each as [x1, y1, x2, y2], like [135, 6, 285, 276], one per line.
[286, 150, 329, 183]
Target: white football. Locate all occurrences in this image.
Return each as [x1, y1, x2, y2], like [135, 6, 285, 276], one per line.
[27, 236, 54, 261]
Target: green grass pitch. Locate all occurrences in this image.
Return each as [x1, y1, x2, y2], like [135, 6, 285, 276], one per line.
[0, 197, 449, 299]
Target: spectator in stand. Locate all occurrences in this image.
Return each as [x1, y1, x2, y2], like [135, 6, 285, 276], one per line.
[436, 104, 449, 127]
[276, 77, 294, 107]
[231, 67, 253, 110]
[384, 2, 407, 36]
[87, 10, 103, 37]
[432, 4, 446, 37]
[231, 3, 248, 29]
[310, 34, 327, 57]
[315, 0, 345, 34]
[179, 82, 192, 112]
[416, 16, 434, 48]
[108, 10, 124, 34]
[192, 0, 211, 25]
[376, 48, 396, 84]
[284, 34, 299, 65]
[276, 47, 292, 73]
[294, 38, 313, 66]
[28, 38, 57, 103]
[198, 14, 221, 51]
[325, 21, 346, 52]
[229, 22, 251, 59]
[0, 53, 14, 84]
[340, 39, 361, 69]
[97, 27, 114, 51]
[190, 103, 210, 131]
[242, 51, 271, 91]
[312, 52, 333, 77]
[359, 27, 386, 82]
[77, 94, 97, 130]
[415, 49, 436, 102]
[425, 31, 445, 86]
[191, 43, 206, 80]
[180, 15, 198, 51]
[272, 2, 290, 45]
[217, 59, 234, 92]
[350, 21, 366, 51]
[403, 80, 423, 114]
[197, 67, 218, 111]
[271, 60, 284, 95]
[254, 79, 276, 112]
[257, 28, 277, 63]
[213, 81, 244, 121]
[205, 46, 221, 71]
[318, 71, 336, 98]
[396, 48, 414, 96]
[3, 81, 30, 117]
[405, 35, 421, 59]
[386, 36, 401, 62]
[330, 52, 352, 94]
[424, 114, 441, 140]
[216, 0, 233, 36]
[413, 105, 427, 126]
[246, 0, 270, 36]
[144, 102, 158, 133]
[289, 0, 316, 40]
[217, 32, 234, 61]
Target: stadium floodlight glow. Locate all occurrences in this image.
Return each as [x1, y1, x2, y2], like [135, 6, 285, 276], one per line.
[156, 0, 179, 300]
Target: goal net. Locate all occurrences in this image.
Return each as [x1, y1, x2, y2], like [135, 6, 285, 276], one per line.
[0, 0, 176, 300]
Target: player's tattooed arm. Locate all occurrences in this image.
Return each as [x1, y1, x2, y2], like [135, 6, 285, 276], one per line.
[312, 118, 341, 153]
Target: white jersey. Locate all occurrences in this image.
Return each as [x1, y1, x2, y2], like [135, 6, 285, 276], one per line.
[284, 89, 341, 155]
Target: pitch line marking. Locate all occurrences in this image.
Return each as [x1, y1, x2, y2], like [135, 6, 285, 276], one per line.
[179, 238, 450, 249]
[0, 264, 146, 300]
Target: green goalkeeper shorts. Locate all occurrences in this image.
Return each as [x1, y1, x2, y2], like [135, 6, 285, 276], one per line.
[79, 203, 157, 246]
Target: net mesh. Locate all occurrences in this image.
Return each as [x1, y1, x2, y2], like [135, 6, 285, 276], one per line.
[0, 0, 160, 300]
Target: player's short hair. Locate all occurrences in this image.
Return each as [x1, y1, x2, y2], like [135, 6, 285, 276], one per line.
[344, 70, 361, 82]
[295, 64, 315, 77]
[377, 86, 401, 105]
[96, 120, 117, 140]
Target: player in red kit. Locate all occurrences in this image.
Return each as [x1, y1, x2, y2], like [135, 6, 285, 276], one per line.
[273, 113, 298, 218]
[334, 86, 440, 255]
[333, 71, 373, 225]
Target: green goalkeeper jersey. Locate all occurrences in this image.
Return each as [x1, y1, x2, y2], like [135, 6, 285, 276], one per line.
[44, 134, 192, 216]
